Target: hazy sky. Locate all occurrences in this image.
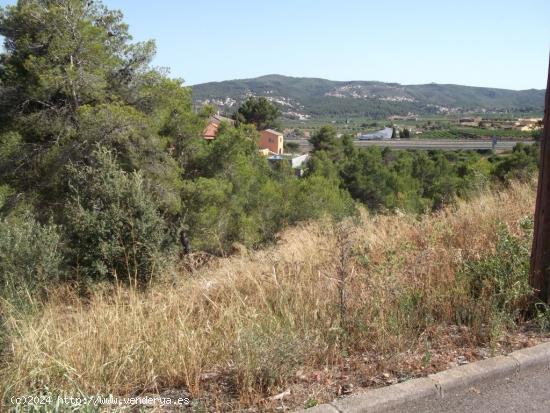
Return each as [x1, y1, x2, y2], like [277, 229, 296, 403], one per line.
[1, 0, 549, 89]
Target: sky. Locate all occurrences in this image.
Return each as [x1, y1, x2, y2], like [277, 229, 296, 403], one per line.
[1, 0, 549, 89]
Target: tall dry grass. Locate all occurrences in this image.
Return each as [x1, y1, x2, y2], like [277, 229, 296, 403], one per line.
[1, 181, 537, 409]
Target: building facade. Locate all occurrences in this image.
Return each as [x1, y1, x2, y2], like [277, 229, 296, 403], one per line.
[259, 129, 284, 154]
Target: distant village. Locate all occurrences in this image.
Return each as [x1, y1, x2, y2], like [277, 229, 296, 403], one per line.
[381, 115, 542, 136]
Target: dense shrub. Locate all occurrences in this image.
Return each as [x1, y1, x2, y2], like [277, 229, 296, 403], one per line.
[181, 152, 355, 253]
[308, 136, 491, 213]
[455, 223, 532, 338]
[491, 143, 539, 182]
[462, 224, 531, 311]
[64, 147, 171, 284]
[289, 175, 356, 222]
[0, 213, 63, 308]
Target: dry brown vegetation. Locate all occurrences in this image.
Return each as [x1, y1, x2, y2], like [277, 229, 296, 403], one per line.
[1, 181, 544, 411]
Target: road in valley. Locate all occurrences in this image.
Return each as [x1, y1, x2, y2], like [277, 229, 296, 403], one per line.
[289, 139, 534, 152]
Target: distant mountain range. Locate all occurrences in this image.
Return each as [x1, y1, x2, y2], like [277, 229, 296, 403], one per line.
[191, 74, 545, 120]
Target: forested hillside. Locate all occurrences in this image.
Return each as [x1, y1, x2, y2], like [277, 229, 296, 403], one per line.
[192, 74, 545, 119]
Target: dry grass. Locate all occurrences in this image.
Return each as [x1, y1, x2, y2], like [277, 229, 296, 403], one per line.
[1, 181, 538, 411]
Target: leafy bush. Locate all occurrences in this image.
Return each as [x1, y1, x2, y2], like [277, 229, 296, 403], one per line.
[182, 162, 355, 254]
[491, 143, 539, 182]
[462, 225, 531, 311]
[0, 213, 63, 308]
[0, 184, 15, 210]
[456, 224, 532, 338]
[64, 147, 171, 284]
[289, 175, 356, 222]
[181, 177, 235, 252]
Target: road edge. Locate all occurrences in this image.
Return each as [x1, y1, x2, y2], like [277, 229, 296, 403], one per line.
[295, 341, 550, 413]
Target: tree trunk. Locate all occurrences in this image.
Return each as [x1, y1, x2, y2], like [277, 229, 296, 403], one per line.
[530, 54, 550, 303]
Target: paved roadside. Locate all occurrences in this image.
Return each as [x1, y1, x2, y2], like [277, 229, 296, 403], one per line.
[385, 366, 550, 413]
[297, 342, 550, 413]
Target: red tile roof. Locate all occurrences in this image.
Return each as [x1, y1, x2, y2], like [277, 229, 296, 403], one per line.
[203, 122, 219, 140]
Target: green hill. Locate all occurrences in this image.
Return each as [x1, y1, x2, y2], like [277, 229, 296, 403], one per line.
[191, 74, 545, 120]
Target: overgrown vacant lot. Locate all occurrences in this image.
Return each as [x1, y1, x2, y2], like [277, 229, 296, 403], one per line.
[2, 181, 546, 412]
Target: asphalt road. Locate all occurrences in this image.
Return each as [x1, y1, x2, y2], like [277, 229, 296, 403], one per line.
[386, 366, 550, 413]
[290, 139, 534, 151]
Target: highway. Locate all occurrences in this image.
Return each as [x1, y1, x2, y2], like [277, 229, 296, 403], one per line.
[290, 139, 534, 151]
